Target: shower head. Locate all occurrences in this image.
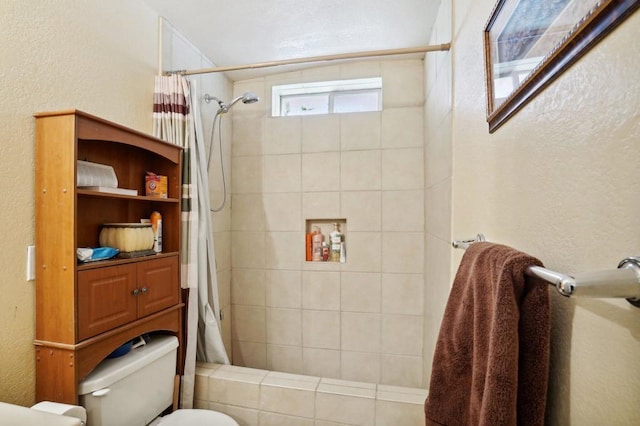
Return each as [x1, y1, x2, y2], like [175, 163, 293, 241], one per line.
[204, 91, 259, 114]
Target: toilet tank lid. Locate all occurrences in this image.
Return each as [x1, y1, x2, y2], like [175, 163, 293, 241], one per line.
[78, 335, 178, 395]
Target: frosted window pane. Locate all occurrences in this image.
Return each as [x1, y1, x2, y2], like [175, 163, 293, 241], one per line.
[333, 91, 380, 113]
[282, 94, 329, 116]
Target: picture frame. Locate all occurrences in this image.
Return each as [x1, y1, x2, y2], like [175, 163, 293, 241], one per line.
[483, 0, 639, 133]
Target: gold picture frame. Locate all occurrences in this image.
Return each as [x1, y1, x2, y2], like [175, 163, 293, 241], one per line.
[484, 0, 639, 133]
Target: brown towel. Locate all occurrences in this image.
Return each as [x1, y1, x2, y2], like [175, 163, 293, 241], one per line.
[424, 242, 550, 426]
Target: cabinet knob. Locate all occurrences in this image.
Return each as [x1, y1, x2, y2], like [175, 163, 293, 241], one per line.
[132, 288, 139, 296]
[140, 287, 148, 294]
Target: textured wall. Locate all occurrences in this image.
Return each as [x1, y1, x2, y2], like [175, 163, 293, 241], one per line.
[0, 0, 158, 405]
[449, 0, 640, 423]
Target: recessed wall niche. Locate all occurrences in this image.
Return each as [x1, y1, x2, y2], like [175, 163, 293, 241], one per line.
[305, 218, 347, 263]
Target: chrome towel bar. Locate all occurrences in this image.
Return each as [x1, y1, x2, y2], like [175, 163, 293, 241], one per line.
[452, 234, 640, 307]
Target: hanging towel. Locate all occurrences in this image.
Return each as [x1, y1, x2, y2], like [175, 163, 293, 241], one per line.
[424, 242, 550, 426]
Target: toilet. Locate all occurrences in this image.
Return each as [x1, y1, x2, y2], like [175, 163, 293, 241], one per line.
[78, 335, 237, 426]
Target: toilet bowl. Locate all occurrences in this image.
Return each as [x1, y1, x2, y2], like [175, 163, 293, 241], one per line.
[78, 335, 238, 426]
[159, 409, 238, 425]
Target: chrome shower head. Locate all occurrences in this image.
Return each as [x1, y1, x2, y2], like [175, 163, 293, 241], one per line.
[204, 91, 260, 114]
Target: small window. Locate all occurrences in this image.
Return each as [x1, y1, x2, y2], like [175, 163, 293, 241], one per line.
[272, 77, 382, 117]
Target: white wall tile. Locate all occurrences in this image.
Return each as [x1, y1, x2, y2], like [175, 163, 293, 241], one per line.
[341, 351, 381, 384]
[232, 114, 265, 156]
[264, 154, 301, 193]
[232, 340, 267, 369]
[341, 191, 381, 231]
[341, 272, 381, 313]
[265, 269, 301, 308]
[303, 347, 341, 378]
[340, 112, 381, 151]
[264, 116, 302, 154]
[231, 155, 263, 194]
[341, 150, 381, 191]
[231, 194, 265, 231]
[381, 232, 424, 273]
[381, 60, 425, 108]
[382, 190, 424, 231]
[381, 273, 423, 315]
[209, 372, 263, 409]
[259, 412, 314, 426]
[381, 148, 424, 190]
[302, 114, 340, 153]
[302, 152, 341, 192]
[381, 107, 424, 148]
[260, 377, 316, 417]
[232, 268, 266, 306]
[380, 354, 424, 389]
[316, 391, 375, 426]
[302, 310, 341, 349]
[302, 191, 341, 220]
[266, 344, 303, 374]
[266, 308, 302, 346]
[263, 192, 302, 231]
[231, 231, 266, 269]
[303, 271, 341, 310]
[381, 314, 423, 356]
[231, 305, 266, 343]
[375, 399, 425, 426]
[341, 232, 382, 273]
[265, 231, 303, 270]
[342, 312, 380, 353]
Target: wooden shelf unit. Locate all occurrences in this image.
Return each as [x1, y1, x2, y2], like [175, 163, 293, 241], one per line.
[34, 110, 184, 404]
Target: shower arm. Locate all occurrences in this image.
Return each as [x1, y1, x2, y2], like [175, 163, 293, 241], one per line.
[204, 94, 223, 105]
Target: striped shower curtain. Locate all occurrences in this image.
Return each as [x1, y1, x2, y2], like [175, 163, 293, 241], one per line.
[153, 74, 229, 409]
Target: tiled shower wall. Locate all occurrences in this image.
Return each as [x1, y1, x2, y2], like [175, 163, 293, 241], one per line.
[229, 59, 426, 387]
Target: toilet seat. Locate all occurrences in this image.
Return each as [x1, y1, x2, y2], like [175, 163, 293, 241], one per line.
[159, 409, 239, 425]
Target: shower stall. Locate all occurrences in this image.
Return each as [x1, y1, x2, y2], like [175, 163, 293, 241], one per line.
[216, 58, 429, 389]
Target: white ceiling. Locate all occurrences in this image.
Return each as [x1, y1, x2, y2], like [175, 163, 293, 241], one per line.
[144, 0, 443, 80]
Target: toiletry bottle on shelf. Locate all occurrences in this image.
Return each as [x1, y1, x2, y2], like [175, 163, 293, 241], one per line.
[329, 223, 342, 262]
[305, 229, 314, 261]
[150, 211, 162, 253]
[322, 242, 330, 261]
[312, 227, 324, 261]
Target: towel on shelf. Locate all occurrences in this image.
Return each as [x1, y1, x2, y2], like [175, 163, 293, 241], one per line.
[424, 242, 550, 426]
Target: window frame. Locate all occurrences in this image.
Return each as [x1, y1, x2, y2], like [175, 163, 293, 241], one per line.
[271, 77, 383, 117]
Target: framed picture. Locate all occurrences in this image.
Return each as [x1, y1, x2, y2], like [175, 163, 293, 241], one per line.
[484, 0, 639, 133]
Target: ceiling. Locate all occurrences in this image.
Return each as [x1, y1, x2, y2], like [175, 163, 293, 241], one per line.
[143, 0, 443, 80]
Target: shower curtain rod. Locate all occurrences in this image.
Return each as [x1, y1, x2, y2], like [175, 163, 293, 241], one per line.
[452, 234, 640, 307]
[166, 43, 451, 76]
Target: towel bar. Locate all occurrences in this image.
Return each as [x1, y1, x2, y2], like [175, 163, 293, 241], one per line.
[452, 234, 640, 307]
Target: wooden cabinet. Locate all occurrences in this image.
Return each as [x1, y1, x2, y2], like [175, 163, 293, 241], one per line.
[34, 110, 184, 404]
[77, 256, 179, 340]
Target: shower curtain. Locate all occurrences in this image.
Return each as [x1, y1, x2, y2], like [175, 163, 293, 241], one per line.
[153, 74, 230, 409]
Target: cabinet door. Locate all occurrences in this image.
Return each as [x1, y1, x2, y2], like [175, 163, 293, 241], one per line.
[78, 264, 137, 341]
[136, 256, 179, 318]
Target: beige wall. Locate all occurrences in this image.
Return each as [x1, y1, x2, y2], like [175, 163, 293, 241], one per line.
[426, 0, 640, 423]
[0, 0, 159, 405]
[229, 60, 427, 387]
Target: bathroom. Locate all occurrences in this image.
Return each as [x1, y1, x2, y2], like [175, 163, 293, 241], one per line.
[1, 0, 640, 425]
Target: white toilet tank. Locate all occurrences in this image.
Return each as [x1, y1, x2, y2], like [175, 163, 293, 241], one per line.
[78, 335, 179, 426]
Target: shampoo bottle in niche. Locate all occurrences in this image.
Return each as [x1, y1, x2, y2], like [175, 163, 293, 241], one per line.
[305, 230, 314, 261]
[150, 211, 162, 253]
[329, 223, 342, 262]
[312, 226, 324, 261]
